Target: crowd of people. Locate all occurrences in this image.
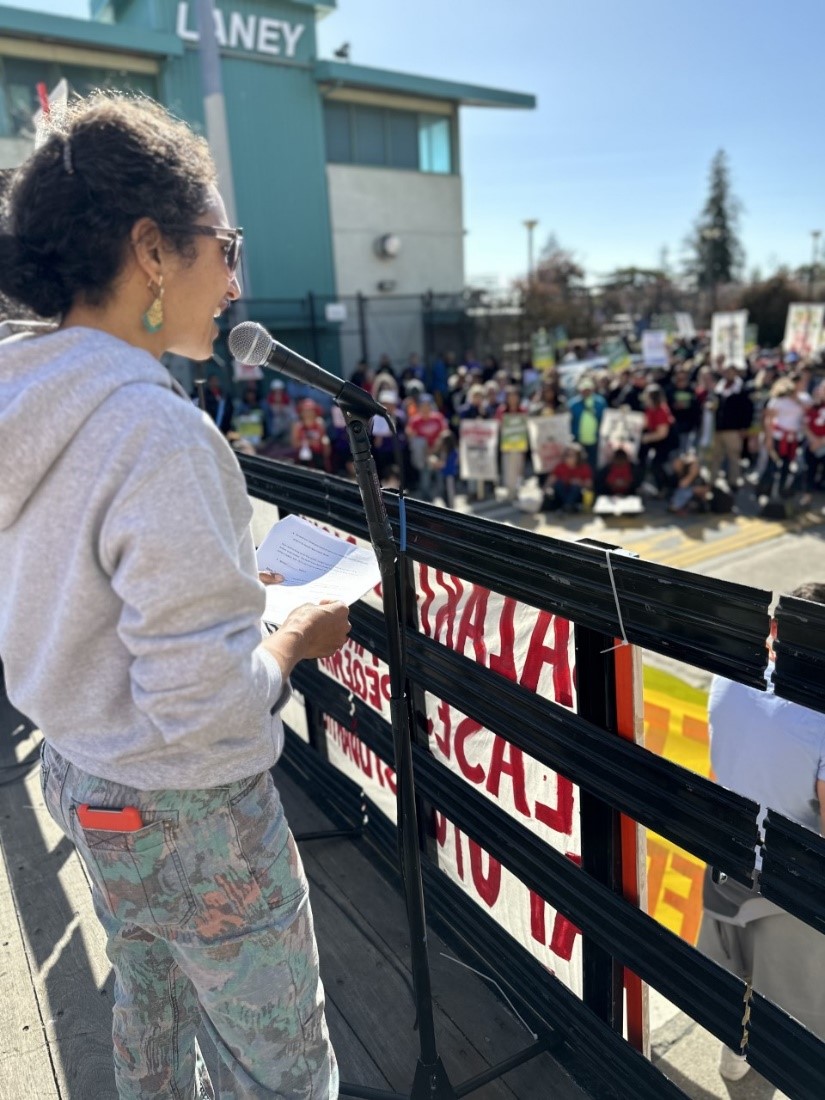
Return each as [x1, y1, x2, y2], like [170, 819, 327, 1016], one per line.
[211, 335, 825, 521]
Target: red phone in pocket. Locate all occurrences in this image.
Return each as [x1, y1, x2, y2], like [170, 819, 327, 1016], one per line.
[77, 804, 144, 831]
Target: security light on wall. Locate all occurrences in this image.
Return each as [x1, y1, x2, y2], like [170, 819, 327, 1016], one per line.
[375, 234, 401, 259]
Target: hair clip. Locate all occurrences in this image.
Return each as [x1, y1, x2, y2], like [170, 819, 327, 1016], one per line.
[62, 136, 74, 175]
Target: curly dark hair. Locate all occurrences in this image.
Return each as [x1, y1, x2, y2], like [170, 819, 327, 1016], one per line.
[0, 92, 217, 318]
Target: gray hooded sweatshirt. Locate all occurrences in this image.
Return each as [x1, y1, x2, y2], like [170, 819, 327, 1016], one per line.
[0, 326, 286, 789]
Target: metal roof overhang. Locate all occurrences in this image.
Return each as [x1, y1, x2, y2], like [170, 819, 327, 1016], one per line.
[0, 5, 182, 59]
[314, 59, 536, 109]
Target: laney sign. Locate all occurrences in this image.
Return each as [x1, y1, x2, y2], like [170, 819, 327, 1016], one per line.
[176, 3, 306, 59]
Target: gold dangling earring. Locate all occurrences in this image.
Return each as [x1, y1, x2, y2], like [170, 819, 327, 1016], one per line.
[142, 276, 164, 333]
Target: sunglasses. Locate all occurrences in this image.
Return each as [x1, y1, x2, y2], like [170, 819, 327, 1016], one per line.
[172, 224, 244, 275]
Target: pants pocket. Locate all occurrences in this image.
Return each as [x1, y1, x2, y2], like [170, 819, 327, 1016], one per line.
[72, 810, 196, 929]
[229, 772, 308, 913]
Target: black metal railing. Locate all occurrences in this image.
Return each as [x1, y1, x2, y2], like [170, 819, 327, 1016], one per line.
[241, 454, 825, 1100]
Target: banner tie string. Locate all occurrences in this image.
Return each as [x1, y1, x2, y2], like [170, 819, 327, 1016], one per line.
[601, 548, 629, 654]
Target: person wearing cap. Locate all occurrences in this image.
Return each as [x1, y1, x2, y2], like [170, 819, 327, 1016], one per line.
[568, 375, 607, 472]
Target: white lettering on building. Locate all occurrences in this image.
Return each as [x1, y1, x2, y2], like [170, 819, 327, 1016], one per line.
[176, 3, 306, 59]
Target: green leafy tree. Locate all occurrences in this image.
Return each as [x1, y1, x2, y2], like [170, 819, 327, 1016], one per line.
[737, 273, 800, 348]
[685, 150, 744, 290]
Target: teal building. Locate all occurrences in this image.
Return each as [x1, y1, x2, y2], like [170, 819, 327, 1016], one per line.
[0, 1, 534, 375]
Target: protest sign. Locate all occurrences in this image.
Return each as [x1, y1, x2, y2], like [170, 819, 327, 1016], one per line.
[500, 413, 530, 453]
[783, 303, 824, 357]
[459, 420, 500, 481]
[597, 408, 646, 466]
[642, 330, 668, 367]
[232, 410, 265, 445]
[604, 337, 633, 373]
[531, 328, 555, 371]
[526, 413, 572, 474]
[675, 313, 696, 339]
[711, 310, 748, 368]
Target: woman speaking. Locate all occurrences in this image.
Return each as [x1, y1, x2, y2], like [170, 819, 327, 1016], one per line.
[0, 93, 346, 1098]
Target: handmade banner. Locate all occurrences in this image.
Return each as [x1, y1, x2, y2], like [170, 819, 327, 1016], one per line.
[711, 310, 748, 368]
[459, 420, 500, 481]
[597, 408, 646, 466]
[527, 412, 573, 474]
[314, 552, 584, 995]
[642, 330, 668, 367]
[783, 303, 824, 358]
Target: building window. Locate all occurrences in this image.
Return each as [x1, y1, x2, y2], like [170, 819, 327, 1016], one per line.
[323, 101, 351, 162]
[0, 56, 157, 139]
[419, 115, 451, 174]
[353, 105, 385, 166]
[323, 102, 453, 174]
[387, 110, 418, 170]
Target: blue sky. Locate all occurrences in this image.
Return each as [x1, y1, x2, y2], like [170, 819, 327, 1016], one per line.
[14, 0, 825, 286]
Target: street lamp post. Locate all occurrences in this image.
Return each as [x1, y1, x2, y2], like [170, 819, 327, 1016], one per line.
[810, 230, 821, 299]
[523, 219, 538, 284]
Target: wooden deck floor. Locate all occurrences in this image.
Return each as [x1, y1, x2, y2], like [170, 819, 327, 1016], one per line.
[0, 686, 584, 1099]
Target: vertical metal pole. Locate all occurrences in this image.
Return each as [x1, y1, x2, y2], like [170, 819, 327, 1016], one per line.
[357, 292, 369, 364]
[308, 292, 320, 365]
[574, 621, 624, 1031]
[195, 0, 250, 299]
[809, 231, 821, 300]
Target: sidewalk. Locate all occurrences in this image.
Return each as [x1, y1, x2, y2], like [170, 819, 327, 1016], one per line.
[650, 991, 788, 1099]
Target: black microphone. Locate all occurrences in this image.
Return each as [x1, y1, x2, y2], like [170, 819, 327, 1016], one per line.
[228, 321, 389, 420]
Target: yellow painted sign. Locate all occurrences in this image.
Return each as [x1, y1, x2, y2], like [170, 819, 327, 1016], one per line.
[643, 666, 710, 945]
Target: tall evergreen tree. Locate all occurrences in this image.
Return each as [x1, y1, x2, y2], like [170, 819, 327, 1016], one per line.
[685, 150, 744, 289]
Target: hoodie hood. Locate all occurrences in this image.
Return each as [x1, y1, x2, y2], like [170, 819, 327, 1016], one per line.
[0, 326, 173, 530]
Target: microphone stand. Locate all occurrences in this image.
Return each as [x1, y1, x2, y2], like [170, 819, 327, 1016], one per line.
[336, 401, 456, 1100]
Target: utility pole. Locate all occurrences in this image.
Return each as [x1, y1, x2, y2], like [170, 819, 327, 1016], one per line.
[810, 230, 821, 299]
[523, 219, 538, 284]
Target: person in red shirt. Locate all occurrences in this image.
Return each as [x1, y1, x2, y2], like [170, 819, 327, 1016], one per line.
[641, 384, 676, 493]
[407, 394, 448, 500]
[801, 381, 825, 505]
[595, 447, 643, 498]
[542, 443, 594, 513]
[291, 399, 330, 471]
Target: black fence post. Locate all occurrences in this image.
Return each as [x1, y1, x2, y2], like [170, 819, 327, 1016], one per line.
[422, 290, 434, 365]
[357, 292, 369, 365]
[308, 291, 320, 365]
[574, 621, 625, 1032]
[397, 529, 439, 860]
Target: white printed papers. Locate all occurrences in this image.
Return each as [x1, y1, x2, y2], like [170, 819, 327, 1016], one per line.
[256, 514, 380, 625]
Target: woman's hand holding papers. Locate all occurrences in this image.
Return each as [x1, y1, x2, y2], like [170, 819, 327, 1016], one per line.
[262, 599, 351, 679]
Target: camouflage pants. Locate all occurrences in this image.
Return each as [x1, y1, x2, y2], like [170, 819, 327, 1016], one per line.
[40, 742, 338, 1099]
